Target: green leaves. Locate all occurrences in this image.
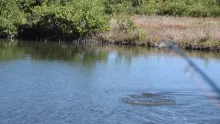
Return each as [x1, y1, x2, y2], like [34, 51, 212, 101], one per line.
[0, 0, 110, 37]
[104, 0, 220, 17]
[29, 0, 109, 36]
[0, 0, 25, 35]
[1, 0, 220, 38]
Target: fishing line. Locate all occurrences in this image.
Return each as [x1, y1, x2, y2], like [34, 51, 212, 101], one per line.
[185, 66, 220, 108]
[161, 40, 220, 95]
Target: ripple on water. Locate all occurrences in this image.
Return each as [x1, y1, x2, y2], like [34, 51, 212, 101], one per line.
[120, 91, 220, 124]
[122, 93, 176, 106]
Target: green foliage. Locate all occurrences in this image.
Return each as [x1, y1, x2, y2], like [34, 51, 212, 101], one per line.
[186, 3, 210, 17]
[18, 0, 72, 13]
[1, 0, 220, 39]
[157, 0, 188, 16]
[0, 0, 25, 35]
[104, 0, 159, 14]
[104, 0, 133, 14]
[134, 0, 158, 14]
[117, 18, 136, 32]
[0, 0, 109, 38]
[104, 0, 220, 17]
[31, 0, 109, 36]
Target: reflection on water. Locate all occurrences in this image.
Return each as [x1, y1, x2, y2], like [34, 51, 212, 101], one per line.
[0, 39, 220, 124]
[0, 39, 220, 65]
[0, 41, 25, 61]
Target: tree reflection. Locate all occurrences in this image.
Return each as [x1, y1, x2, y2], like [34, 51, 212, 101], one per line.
[0, 40, 25, 61]
[0, 39, 220, 67]
[18, 42, 110, 67]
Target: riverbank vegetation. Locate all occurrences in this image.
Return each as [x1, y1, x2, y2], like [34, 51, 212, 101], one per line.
[0, 0, 220, 50]
[105, 0, 220, 17]
[0, 0, 109, 40]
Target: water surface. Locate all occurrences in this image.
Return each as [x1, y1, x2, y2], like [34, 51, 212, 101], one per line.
[0, 40, 220, 124]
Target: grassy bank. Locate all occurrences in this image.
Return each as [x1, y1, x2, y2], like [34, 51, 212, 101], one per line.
[1, 0, 220, 51]
[95, 15, 220, 51]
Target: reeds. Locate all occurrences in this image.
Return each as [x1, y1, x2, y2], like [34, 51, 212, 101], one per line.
[94, 15, 220, 51]
[131, 15, 220, 50]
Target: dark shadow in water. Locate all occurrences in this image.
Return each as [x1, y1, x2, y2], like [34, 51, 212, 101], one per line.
[122, 93, 176, 106]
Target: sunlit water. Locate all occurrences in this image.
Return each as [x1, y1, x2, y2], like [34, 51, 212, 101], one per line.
[0, 40, 220, 124]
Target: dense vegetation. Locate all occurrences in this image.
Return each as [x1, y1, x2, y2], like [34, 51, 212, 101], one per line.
[0, 0, 109, 40]
[0, 0, 220, 40]
[105, 0, 220, 16]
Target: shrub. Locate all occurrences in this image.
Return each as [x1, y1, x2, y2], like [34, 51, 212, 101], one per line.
[157, 0, 188, 16]
[0, 0, 110, 38]
[0, 0, 25, 35]
[1, 0, 220, 39]
[104, 0, 220, 17]
[135, 0, 158, 14]
[104, 0, 133, 14]
[25, 0, 110, 39]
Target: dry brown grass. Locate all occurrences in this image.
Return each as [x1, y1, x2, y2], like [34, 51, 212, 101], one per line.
[95, 15, 220, 50]
[132, 15, 220, 44]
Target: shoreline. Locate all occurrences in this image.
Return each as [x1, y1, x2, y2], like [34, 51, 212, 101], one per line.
[95, 39, 220, 52]
[2, 15, 220, 52]
[2, 36, 220, 52]
[94, 15, 220, 52]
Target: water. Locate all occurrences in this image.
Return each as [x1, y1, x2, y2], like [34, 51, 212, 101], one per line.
[0, 40, 220, 124]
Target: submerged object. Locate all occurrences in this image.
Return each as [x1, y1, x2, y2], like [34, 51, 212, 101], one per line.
[122, 93, 176, 106]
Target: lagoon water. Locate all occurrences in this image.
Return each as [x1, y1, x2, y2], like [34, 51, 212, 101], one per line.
[0, 39, 220, 124]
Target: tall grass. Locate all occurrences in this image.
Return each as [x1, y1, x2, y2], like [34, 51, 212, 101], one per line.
[96, 15, 220, 50]
[132, 15, 220, 44]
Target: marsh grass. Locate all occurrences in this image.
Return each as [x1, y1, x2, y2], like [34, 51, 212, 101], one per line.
[95, 15, 220, 51]
[132, 15, 220, 50]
